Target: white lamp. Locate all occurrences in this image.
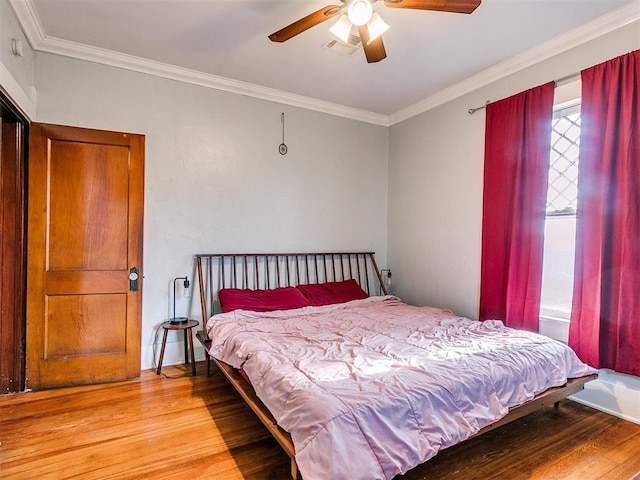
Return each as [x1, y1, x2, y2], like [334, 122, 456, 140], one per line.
[329, 14, 353, 43]
[348, 0, 373, 26]
[366, 12, 390, 42]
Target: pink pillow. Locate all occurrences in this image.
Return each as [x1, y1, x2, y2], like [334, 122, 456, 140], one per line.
[297, 279, 369, 306]
[218, 287, 310, 313]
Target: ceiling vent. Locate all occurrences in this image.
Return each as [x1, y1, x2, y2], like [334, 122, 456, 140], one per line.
[321, 34, 361, 56]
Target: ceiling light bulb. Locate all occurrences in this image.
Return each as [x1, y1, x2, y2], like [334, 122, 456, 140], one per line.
[329, 14, 353, 43]
[367, 12, 389, 42]
[348, 0, 373, 27]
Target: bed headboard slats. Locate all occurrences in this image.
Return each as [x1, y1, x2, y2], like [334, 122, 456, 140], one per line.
[195, 252, 387, 334]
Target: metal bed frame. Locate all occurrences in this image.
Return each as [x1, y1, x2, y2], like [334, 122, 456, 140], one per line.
[194, 251, 596, 480]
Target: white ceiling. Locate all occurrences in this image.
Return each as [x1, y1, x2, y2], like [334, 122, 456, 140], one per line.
[10, 0, 639, 124]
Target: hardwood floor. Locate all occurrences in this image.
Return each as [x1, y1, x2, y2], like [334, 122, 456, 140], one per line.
[1, 362, 639, 480]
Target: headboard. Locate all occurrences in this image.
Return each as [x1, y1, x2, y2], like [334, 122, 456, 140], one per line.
[195, 252, 387, 336]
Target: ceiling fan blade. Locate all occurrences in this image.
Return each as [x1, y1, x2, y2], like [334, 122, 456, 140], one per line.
[268, 5, 342, 42]
[383, 0, 481, 14]
[358, 26, 387, 64]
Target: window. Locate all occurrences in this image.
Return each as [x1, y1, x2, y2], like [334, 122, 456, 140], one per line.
[540, 99, 581, 323]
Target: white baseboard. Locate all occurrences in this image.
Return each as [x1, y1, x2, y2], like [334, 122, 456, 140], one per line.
[538, 317, 640, 425]
[140, 339, 207, 372]
[570, 370, 640, 425]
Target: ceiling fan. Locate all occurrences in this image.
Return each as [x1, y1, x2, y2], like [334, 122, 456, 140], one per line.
[268, 0, 481, 64]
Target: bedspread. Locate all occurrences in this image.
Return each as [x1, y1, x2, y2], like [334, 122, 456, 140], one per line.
[206, 296, 596, 480]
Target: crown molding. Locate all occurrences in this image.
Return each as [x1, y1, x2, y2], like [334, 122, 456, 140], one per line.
[36, 36, 391, 126]
[388, 1, 640, 125]
[38, 36, 391, 126]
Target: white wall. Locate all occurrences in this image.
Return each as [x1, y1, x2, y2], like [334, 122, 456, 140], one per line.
[388, 22, 640, 423]
[34, 53, 389, 370]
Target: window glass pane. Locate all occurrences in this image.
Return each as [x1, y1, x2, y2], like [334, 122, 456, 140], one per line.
[546, 112, 581, 215]
[540, 216, 576, 319]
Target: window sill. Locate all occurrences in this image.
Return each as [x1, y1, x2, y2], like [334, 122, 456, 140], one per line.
[539, 313, 570, 323]
[539, 315, 570, 343]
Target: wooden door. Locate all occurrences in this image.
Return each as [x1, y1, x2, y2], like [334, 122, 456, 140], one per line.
[27, 123, 144, 389]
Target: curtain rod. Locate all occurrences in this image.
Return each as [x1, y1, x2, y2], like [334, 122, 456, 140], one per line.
[468, 101, 490, 115]
[467, 72, 581, 115]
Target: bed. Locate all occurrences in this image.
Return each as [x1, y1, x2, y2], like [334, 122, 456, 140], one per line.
[195, 252, 597, 480]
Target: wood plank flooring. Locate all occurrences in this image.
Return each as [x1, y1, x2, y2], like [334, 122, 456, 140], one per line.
[1, 362, 639, 480]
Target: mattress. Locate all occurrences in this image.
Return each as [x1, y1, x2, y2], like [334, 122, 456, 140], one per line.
[207, 295, 596, 480]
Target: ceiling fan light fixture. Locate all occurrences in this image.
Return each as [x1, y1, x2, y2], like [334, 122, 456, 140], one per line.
[329, 14, 353, 43]
[348, 0, 373, 26]
[367, 12, 389, 42]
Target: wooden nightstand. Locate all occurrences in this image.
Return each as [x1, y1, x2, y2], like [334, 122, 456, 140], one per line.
[156, 319, 199, 376]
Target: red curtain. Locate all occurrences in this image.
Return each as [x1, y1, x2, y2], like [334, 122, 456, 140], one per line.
[569, 50, 640, 376]
[479, 82, 555, 331]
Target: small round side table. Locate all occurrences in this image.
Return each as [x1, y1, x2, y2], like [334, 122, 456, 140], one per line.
[156, 319, 199, 376]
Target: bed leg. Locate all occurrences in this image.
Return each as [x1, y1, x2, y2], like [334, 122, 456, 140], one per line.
[554, 401, 560, 409]
[291, 459, 301, 480]
[195, 331, 212, 377]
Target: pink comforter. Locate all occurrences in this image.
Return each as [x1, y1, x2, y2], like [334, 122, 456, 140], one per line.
[206, 296, 596, 480]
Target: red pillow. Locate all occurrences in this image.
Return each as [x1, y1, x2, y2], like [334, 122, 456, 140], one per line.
[218, 287, 310, 313]
[296, 279, 369, 306]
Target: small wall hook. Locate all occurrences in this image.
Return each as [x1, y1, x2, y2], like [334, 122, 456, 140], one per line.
[11, 39, 24, 57]
[279, 112, 288, 155]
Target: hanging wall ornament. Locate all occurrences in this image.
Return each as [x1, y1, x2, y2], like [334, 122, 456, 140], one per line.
[279, 112, 288, 155]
